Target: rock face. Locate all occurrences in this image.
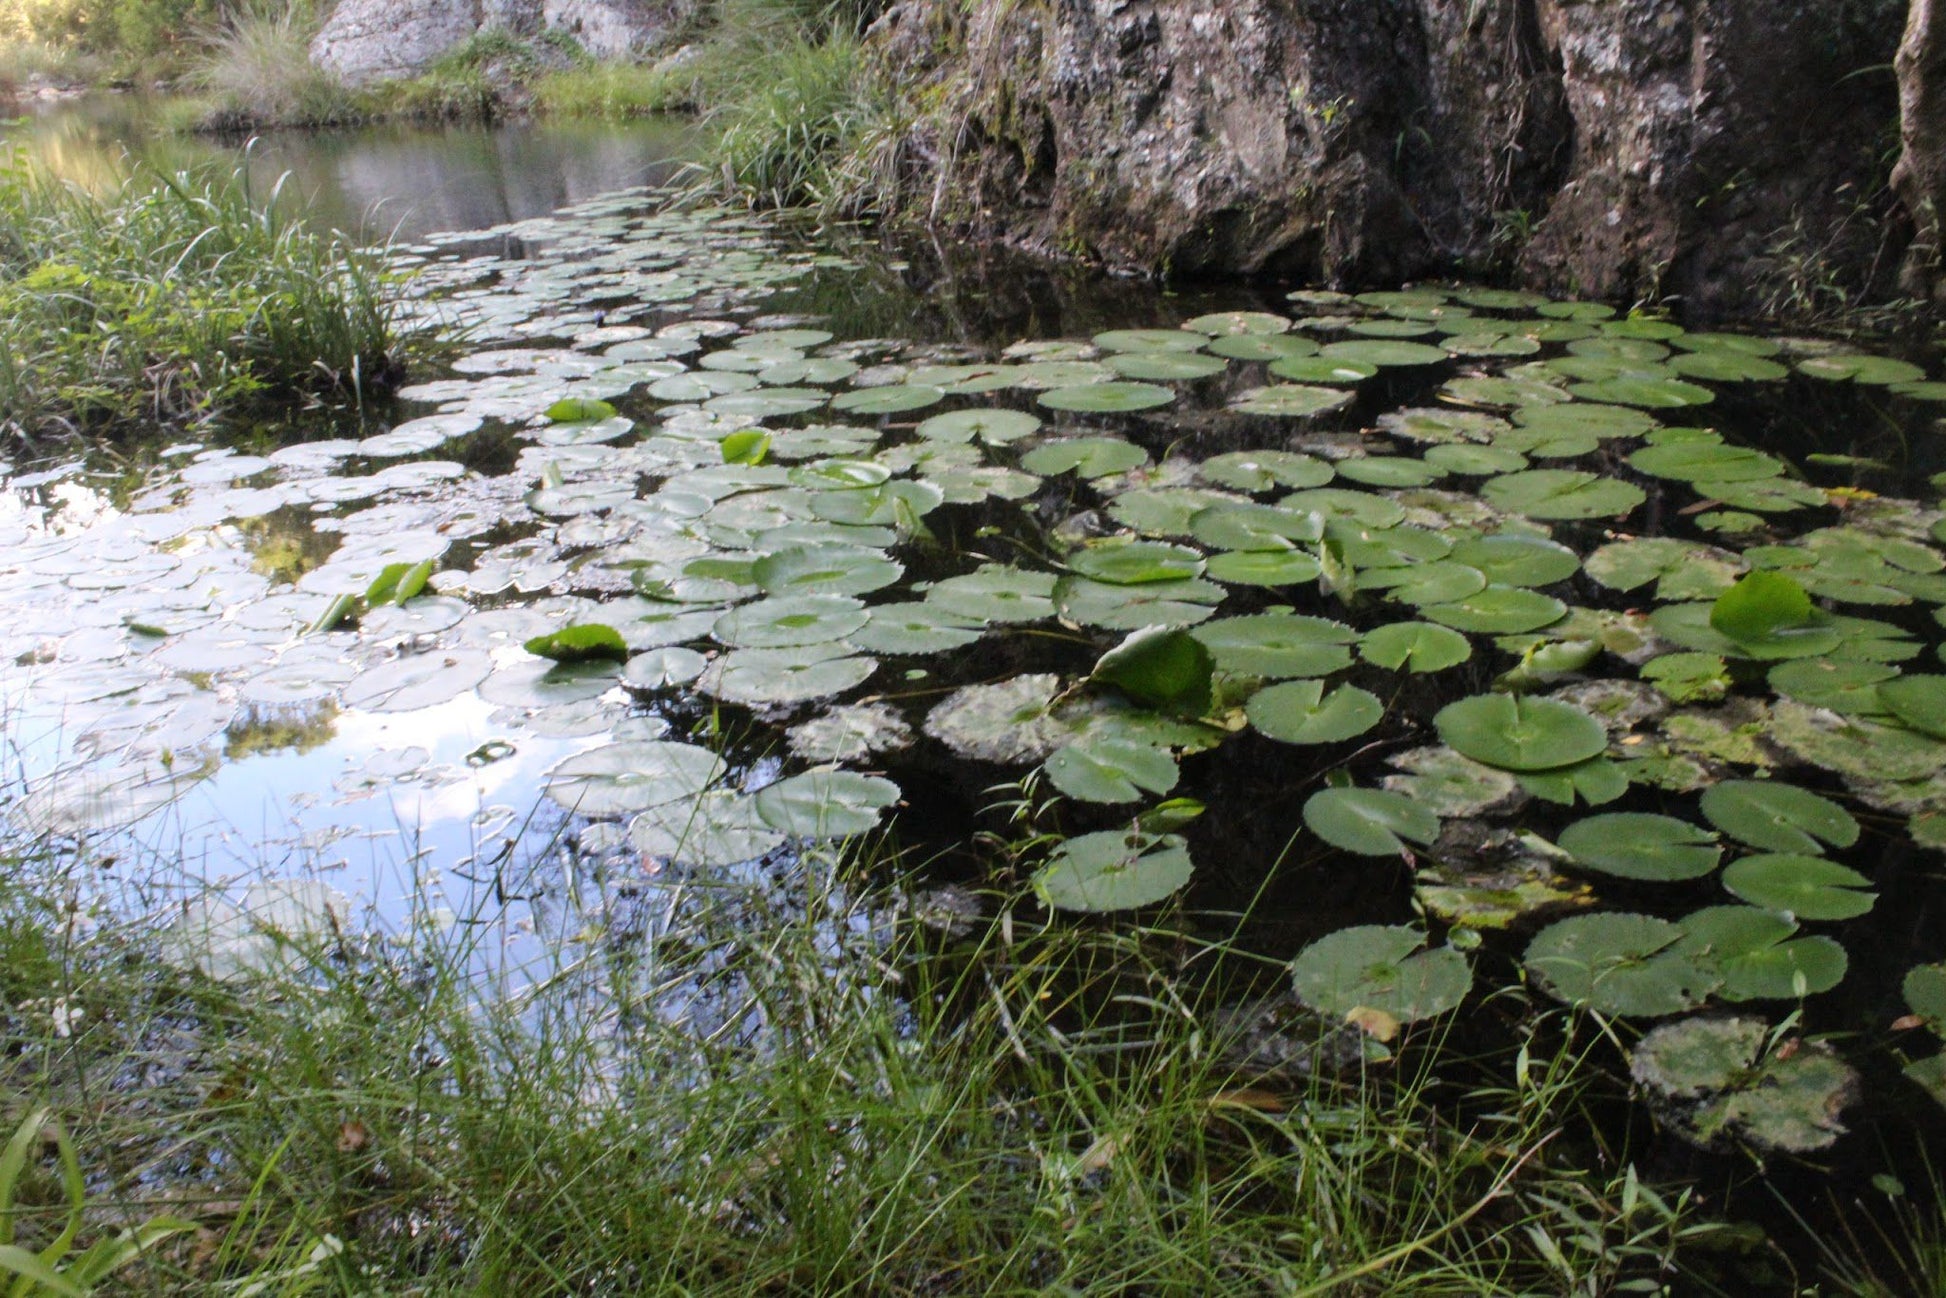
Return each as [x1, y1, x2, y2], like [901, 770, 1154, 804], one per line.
[311, 0, 690, 84]
[875, 0, 1907, 316]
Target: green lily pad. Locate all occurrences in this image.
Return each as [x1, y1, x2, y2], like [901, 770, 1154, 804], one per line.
[1302, 786, 1440, 857]
[1699, 780, 1859, 855]
[1067, 542, 1206, 586]
[1435, 694, 1607, 771]
[707, 644, 877, 705]
[1524, 912, 1719, 1017]
[1711, 570, 1815, 642]
[923, 674, 1069, 763]
[1189, 502, 1326, 550]
[915, 407, 1043, 444]
[1586, 538, 1743, 600]
[1905, 963, 1946, 1031]
[1033, 830, 1194, 912]
[543, 741, 725, 816]
[1322, 339, 1450, 367]
[623, 646, 709, 690]
[1021, 437, 1150, 478]
[1557, 813, 1721, 881]
[1204, 549, 1324, 586]
[1192, 613, 1358, 678]
[1879, 674, 1946, 738]
[847, 603, 983, 654]
[1651, 601, 1841, 661]
[1336, 456, 1441, 488]
[1289, 926, 1471, 1023]
[924, 565, 1057, 623]
[523, 623, 629, 664]
[1246, 680, 1384, 745]
[1797, 354, 1927, 384]
[754, 770, 900, 839]
[1630, 1016, 1857, 1151]
[1448, 535, 1581, 587]
[1092, 626, 1215, 715]
[1044, 736, 1180, 804]
[1481, 470, 1645, 521]
[1268, 355, 1379, 384]
[1183, 310, 1291, 336]
[1768, 658, 1898, 714]
[1569, 376, 1715, 407]
[1721, 854, 1875, 920]
[1360, 621, 1473, 672]
[830, 384, 944, 415]
[629, 792, 785, 867]
[1227, 385, 1354, 417]
[754, 545, 902, 596]
[712, 594, 868, 648]
[1674, 906, 1848, 1000]
[1039, 382, 1176, 412]
[1106, 351, 1231, 381]
[1208, 333, 1321, 361]
[1420, 586, 1566, 634]
[1054, 575, 1223, 630]
[1197, 451, 1335, 493]
[1093, 329, 1209, 353]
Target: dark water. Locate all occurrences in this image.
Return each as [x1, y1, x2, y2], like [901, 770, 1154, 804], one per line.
[1, 94, 698, 241]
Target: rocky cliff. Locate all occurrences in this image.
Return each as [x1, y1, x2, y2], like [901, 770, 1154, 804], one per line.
[873, 0, 1908, 317]
[310, 0, 692, 85]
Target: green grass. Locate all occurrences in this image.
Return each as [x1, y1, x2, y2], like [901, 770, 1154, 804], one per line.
[187, 0, 360, 131]
[0, 149, 432, 438]
[532, 60, 687, 118]
[0, 813, 1737, 1296]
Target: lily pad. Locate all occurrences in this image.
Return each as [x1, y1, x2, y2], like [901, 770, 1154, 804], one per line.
[712, 594, 868, 648]
[1557, 813, 1721, 881]
[1481, 470, 1645, 521]
[754, 770, 900, 839]
[1033, 830, 1194, 912]
[923, 674, 1069, 763]
[1302, 786, 1439, 857]
[1044, 736, 1180, 804]
[1721, 854, 1876, 920]
[1674, 905, 1848, 1000]
[1227, 385, 1354, 417]
[1879, 674, 1946, 738]
[1435, 694, 1607, 772]
[1038, 382, 1176, 412]
[1092, 626, 1215, 715]
[1630, 1016, 1857, 1151]
[1360, 621, 1473, 672]
[1068, 542, 1206, 586]
[629, 792, 784, 866]
[1192, 613, 1358, 678]
[1699, 780, 1859, 855]
[1524, 912, 1719, 1017]
[1289, 926, 1471, 1023]
[1021, 437, 1150, 478]
[1246, 680, 1384, 745]
[543, 741, 725, 816]
[924, 565, 1057, 623]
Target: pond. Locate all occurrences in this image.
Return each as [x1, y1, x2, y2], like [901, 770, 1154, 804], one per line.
[8, 99, 1946, 1268]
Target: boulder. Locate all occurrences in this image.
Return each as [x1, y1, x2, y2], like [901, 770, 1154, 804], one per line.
[310, 0, 693, 85]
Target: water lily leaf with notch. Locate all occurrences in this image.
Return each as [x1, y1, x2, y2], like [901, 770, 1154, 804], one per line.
[1189, 502, 1325, 550]
[547, 396, 618, 422]
[1904, 963, 1946, 1032]
[924, 674, 1070, 763]
[1556, 813, 1721, 881]
[1322, 339, 1450, 367]
[1879, 674, 1946, 738]
[1361, 621, 1472, 672]
[1448, 535, 1581, 587]
[1336, 456, 1441, 488]
[1586, 538, 1743, 601]
[720, 430, 771, 464]
[1651, 601, 1841, 661]
[1524, 912, 1720, 1017]
[1054, 575, 1223, 630]
[1209, 333, 1320, 361]
[1044, 736, 1180, 804]
[1034, 830, 1194, 912]
[1302, 787, 1439, 857]
[1093, 328, 1209, 353]
[1290, 925, 1471, 1024]
[1021, 437, 1150, 478]
[629, 792, 785, 867]
[1066, 542, 1205, 587]
[1197, 450, 1335, 493]
[1092, 626, 1214, 715]
[712, 594, 868, 648]
[1721, 854, 1876, 920]
[1192, 613, 1358, 678]
[1184, 310, 1291, 335]
[1227, 384, 1355, 417]
[523, 623, 629, 663]
[1383, 745, 1518, 815]
[1516, 756, 1630, 807]
[706, 387, 830, 419]
[808, 479, 944, 526]
[1038, 381, 1176, 412]
[1630, 1016, 1857, 1151]
[1629, 442, 1784, 483]
[847, 603, 983, 654]
[1436, 693, 1607, 771]
[1797, 353, 1927, 384]
[340, 647, 493, 714]
[1420, 586, 1566, 634]
[1279, 488, 1407, 529]
[543, 740, 725, 816]
[924, 566, 1057, 623]
[1569, 375, 1715, 407]
[1699, 780, 1858, 855]
[1247, 680, 1383, 745]
[1106, 351, 1230, 381]
[1362, 560, 1488, 607]
[788, 458, 891, 490]
[1481, 470, 1645, 521]
[707, 644, 877, 706]
[1268, 355, 1379, 384]
[1674, 906, 1848, 1000]
[753, 545, 902, 597]
[1711, 570, 1817, 644]
[755, 770, 900, 839]
[916, 408, 1042, 444]
[829, 384, 944, 415]
[623, 646, 708, 690]
[1642, 652, 1733, 704]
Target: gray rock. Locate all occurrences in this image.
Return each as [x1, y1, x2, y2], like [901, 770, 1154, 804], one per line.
[310, 0, 693, 85]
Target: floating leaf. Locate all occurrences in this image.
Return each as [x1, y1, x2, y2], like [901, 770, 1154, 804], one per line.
[1557, 813, 1721, 881]
[1022, 437, 1150, 478]
[924, 674, 1069, 763]
[1034, 830, 1194, 911]
[707, 644, 877, 705]
[1360, 621, 1472, 673]
[1524, 912, 1719, 1017]
[365, 559, 435, 607]
[1675, 905, 1848, 1000]
[1631, 1016, 1857, 1151]
[1192, 613, 1357, 678]
[1068, 542, 1206, 586]
[543, 741, 725, 816]
[1481, 470, 1645, 521]
[630, 792, 784, 867]
[1699, 781, 1859, 855]
[523, 623, 629, 664]
[712, 594, 868, 648]
[924, 565, 1057, 623]
[830, 384, 944, 414]
[916, 408, 1042, 444]
[1289, 926, 1471, 1023]
[1044, 737, 1179, 804]
[1092, 627, 1215, 715]
[1435, 694, 1607, 772]
[1247, 681, 1383, 745]
[720, 429, 771, 464]
[1038, 381, 1175, 412]
[547, 396, 617, 422]
[1879, 674, 1946, 738]
[1711, 571, 1813, 642]
[753, 545, 902, 597]
[1721, 854, 1875, 920]
[755, 770, 900, 839]
[1227, 385, 1354, 417]
[1302, 787, 1439, 857]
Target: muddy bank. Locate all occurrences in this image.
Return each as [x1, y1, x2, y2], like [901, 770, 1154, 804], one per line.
[870, 0, 1913, 319]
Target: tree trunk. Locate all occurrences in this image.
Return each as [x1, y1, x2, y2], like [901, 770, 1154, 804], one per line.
[1894, 0, 1946, 300]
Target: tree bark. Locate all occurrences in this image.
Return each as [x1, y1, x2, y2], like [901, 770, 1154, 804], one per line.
[1894, 0, 1946, 300]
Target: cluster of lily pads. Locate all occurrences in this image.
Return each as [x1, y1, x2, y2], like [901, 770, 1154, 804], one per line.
[10, 194, 1946, 1156]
